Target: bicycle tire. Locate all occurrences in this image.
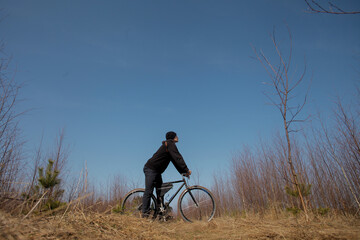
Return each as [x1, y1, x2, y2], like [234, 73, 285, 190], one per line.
[178, 186, 216, 222]
[121, 188, 157, 218]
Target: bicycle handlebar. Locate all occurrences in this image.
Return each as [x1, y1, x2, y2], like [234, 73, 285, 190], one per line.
[181, 173, 190, 180]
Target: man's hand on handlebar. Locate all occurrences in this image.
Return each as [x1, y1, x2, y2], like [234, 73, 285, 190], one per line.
[185, 170, 192, 178]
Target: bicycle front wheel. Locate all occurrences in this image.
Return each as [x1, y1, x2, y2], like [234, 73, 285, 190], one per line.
[178, 186, 216, 222]
[121, 188, 157, 218]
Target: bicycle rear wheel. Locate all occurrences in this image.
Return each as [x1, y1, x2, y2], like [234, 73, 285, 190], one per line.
[121, 188, 157, 218]
[178, 186, 216, 222]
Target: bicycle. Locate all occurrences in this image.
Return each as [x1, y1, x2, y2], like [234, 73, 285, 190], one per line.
[121, 174, 216, 222]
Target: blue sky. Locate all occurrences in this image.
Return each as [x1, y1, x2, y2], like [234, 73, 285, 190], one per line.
[1, 0, 359, 187]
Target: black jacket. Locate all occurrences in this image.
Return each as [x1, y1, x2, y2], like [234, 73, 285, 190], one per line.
[145, 140, 189, 174]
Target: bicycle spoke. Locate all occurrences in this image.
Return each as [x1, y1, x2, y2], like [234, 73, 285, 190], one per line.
[121, 190, 157, 218]
[179, 187, 215, 222]
[180, 199, 213, 210]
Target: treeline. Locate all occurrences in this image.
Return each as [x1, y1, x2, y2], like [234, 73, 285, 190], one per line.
[212, 97, 360, 217]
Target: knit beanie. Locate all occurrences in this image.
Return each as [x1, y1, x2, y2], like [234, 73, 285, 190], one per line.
[166, 131, 177, 140]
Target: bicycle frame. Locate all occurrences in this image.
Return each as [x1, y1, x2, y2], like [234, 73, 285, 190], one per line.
[160, 177, 186, 206]
[159, 175, 199, 209]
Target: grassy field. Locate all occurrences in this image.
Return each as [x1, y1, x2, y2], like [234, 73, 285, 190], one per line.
[1, 211, 359, 240]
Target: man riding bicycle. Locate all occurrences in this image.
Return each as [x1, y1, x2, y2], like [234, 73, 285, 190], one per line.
[142, 131, 191, 218]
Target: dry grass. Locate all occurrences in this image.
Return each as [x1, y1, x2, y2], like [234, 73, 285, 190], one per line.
[1, 211, 359, 240]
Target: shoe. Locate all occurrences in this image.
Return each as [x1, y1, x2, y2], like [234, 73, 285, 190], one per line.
[158, 214, 174, 222]
[165, 215, 174, 221]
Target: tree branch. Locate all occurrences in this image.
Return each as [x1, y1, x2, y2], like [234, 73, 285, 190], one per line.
[304, 0, 360, 14]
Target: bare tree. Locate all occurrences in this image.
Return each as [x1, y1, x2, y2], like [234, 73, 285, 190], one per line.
[304, 0, 360, 14]
[51, 128, 69, 173]
[0, 43, 24, 196]
[330, 99, 360, 211]
[253, 27, 311, 221]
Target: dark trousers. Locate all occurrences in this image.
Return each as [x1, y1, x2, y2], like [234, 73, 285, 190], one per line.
[142, 166, 163, 215]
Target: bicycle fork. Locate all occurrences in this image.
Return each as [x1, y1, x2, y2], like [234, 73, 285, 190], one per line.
[184, 179, 199, 208]
[188, 189, 199, 208]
